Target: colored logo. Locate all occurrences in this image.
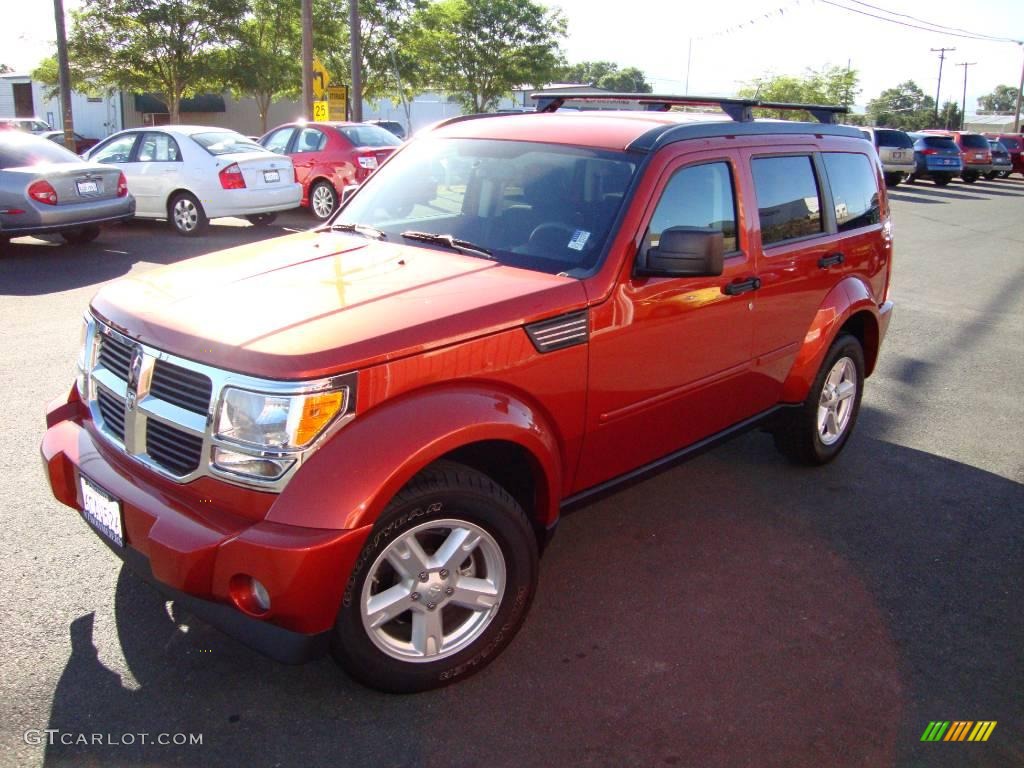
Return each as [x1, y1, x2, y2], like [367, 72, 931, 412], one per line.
[920, 721, 997, 742]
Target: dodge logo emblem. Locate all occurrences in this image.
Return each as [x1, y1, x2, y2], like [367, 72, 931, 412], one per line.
[128, 346, 143, 391]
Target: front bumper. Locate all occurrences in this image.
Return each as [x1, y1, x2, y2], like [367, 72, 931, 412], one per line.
[41, 387, 372, 663]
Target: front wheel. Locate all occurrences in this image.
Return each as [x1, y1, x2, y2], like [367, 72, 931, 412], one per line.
[168, 192, 208, 236]
[772, 334, 865, 465]
[332, 461, 538, 693]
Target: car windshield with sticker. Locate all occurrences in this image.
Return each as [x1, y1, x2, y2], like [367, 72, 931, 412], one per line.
[336, 138, 638, 277]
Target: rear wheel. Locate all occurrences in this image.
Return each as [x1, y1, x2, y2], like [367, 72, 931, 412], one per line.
[332, 461, 539, 693]
[984, 171, 998, 180]
[883, 172, 902, 188]
[961, 172, 979, 184]
[61, 225, 101, 245]
[933, 175, 952, 187]
[168, 192, 208, 236]
[245, 212, 278, 226]
[309, 180, 337, 220]
[773, 334, 865, 466]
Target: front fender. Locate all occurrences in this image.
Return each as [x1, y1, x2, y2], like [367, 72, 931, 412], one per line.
[265, 384, 563, 531]
[780, 277, 881, 403]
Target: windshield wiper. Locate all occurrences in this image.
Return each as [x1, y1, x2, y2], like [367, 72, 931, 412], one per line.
[401, 231, 493, 259]
[328, 222, 387, 240]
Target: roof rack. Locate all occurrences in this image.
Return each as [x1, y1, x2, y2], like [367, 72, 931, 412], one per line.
[529, 92, 848, 124]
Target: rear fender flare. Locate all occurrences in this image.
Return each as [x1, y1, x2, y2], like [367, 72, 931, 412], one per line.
[781, 277, 879, 403]
[265, 384, 563, 532]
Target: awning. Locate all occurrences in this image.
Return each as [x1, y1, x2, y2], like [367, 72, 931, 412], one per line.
[134, 93, 226, 114]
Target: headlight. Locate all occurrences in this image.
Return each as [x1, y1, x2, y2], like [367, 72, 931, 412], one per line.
[214, 387, 349, 450]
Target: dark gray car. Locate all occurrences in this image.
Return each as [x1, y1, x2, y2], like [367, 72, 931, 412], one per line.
[0, 131, 135, 244]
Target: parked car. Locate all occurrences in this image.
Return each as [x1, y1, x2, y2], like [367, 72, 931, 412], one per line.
[83, 126, 301, 235]
[859, 126, 915, 187]
[259, 121, 401, 219]
[906, 133, 963, 186]
[41, 130, 100, 155]
[986, 139, 1013, 179]
[0, 130, 134, 244]
[921, 130, 992, 183]
[0, 117, 53, 134]
[364, 119, 407, 141]
[43, 93, 893, 693]
[982, 133, 1023, 177]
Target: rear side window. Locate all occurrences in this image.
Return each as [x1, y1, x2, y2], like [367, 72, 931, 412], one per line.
[752, 156, 823, 246]
[998, 136, 1021, 151]
[959, 134, 989, 150]
[874, 129, 913, 149]
[646, 161, 738, 253]
[137, 132, 181, 162]
[823, 153, 880, 232]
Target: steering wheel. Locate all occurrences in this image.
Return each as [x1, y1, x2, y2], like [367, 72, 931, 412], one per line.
[527, 223, 576, 251]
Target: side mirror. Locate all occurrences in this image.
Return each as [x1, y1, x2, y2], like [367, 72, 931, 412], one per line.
[636, 227, 725, 278]
[341, 184, 360, 204]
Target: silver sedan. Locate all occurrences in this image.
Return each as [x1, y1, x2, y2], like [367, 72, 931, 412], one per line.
[0, 131, 135, 245]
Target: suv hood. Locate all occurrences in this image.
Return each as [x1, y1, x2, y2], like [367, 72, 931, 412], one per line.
[91, 230, 587, 379]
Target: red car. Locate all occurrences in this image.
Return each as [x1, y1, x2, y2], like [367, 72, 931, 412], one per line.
[982, 133, 1023, 177]
[921, 130, 992, 183]
[43, 93, 893, 693]
[258, 121, 401, 219]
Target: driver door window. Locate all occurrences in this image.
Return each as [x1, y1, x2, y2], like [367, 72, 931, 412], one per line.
[92, 134, 138, 164]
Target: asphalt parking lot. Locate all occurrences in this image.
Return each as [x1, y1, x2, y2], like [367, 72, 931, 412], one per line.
[1, 180, 1022, 768]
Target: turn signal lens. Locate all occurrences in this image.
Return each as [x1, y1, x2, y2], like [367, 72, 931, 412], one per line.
[294, 391, 345, 446]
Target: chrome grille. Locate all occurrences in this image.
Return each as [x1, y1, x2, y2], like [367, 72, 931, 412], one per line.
[97, 333, 132, 380]
[146, 420, 203, 476]
[150, 359, 212, 415]
[96, 388, 126, 442]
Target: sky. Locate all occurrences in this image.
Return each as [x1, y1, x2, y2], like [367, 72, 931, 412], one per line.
[3, 0, 1022, 114]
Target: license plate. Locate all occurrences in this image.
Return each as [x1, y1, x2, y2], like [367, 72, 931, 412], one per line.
[974, 153, 984, 160]
[76, 180, 99, 195]
[80, 475, 124, 547]
[263, 170, 280, 183]
[891, 151, 903, 161]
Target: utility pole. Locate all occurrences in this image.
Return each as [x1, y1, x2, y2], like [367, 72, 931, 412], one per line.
[684, 38, 692, 95]
[53, 0, 74, 147]
[301, 0, 313, 119]
[930, 47, 955, 122]
[957, 61, 976, 131]
[1014, 42, 1023, 133]
[349, 0, 362, 122]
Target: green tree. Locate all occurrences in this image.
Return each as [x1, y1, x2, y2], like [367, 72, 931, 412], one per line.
[0, 64, 12, 74]
[407, 0, 566, 113]
[977, 84, 1018, 114]
[866, 81, 936, 130]
[68, 0, 246, 124]
[31, 55, 104, 102]
[559, 61, 619, 85]
[939, 100, 962, 130]
[739, 65, 859, 120]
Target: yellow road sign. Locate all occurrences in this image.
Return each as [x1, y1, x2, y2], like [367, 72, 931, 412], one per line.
[327, 85, 348, 121]
[312, 56, 330, 99]
[312, 101, 329, 122]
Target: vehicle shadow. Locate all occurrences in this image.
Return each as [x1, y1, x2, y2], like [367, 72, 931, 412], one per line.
[0, 216, 309, 297]
[892, 185, 987, 202]
[887, 191, 945, 204]
[41, 425, 1023, 767]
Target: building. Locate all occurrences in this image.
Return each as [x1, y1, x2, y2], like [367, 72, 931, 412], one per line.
[963, 114, 1023, 133]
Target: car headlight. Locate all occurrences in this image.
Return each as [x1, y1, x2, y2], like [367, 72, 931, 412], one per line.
[214, 387, 349, 451]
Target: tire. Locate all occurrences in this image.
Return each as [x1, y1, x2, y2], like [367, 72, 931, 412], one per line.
[245, 212, 278, 226]
[984, 171, 997, 180]
[331, 461, 539, 693]
[933, 175, 951, 187]
[168, 192, 208, 236]
[61, 224, 101, 245]
[883, 172, 902, 188]
[772, 334, 865, 466]
[961, 172, 978, 184]
[309, 180, 337, 220]
[904, 173, 916, 185]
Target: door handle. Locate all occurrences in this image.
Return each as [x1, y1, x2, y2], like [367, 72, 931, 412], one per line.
[818, 252, 845, 268]
[723, 277, 761, 296]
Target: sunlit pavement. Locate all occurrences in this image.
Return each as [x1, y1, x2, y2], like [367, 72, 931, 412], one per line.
[1, 183, 1021, 767]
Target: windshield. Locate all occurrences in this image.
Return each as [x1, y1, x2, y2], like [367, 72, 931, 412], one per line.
[336, 138, 639, 277]
[192, 131, 267, 156]
[997, 136, 1021, 151]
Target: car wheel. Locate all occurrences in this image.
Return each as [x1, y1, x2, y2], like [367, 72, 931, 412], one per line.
[245, 213, 278, 226]
[933, 175, 951, 187]
[309, 180, 337, 220]
[61, 225, 101, 245]
[984, 171, 997, 180]
[961, 172, 978, 184]
[883, 172, 902, 188]
[169, 192, 208, 236]
[332, 461, 538, 693]
[772, 334, 865, 466]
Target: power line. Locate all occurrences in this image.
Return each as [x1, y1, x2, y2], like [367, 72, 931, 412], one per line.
[842, 0, 1016, 43]
[818, 0, 1020, 43]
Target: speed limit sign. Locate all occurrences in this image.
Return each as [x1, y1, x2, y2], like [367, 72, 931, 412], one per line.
[312, 101, 329, 122]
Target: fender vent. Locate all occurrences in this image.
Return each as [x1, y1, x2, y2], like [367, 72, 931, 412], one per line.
[525, 311, 589, 353]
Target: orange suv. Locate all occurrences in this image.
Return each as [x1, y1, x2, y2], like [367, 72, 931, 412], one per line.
[43, 93, 894, 692]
